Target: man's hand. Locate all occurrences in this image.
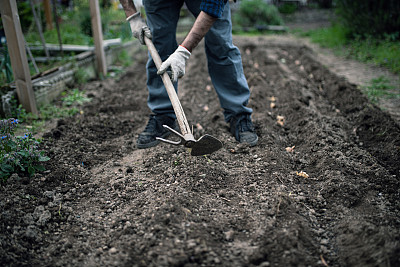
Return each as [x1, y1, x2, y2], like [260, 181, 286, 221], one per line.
[157, 46, 191, 83]
[127, 12, 151, 45]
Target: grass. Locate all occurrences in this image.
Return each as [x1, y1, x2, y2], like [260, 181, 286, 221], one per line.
[295, 24, 400, 75]
[361, 76, 398, 104]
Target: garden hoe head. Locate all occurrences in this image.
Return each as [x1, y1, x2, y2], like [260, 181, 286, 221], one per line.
[157, 125, 223, 156]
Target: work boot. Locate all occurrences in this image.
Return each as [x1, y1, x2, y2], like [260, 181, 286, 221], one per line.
[137, 114, 177, 149]
[229, 113, 258, 146]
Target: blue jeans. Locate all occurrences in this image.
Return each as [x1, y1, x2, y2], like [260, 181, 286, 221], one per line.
[143, 0, 252, 122]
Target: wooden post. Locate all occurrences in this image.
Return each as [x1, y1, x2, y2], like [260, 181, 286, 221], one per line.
[43, 0, 53, 30]
[0, 0, 38, 115]
[29, 0, 50, 60]
[51, 0, 63, 55]
[89, 0, 107, 76]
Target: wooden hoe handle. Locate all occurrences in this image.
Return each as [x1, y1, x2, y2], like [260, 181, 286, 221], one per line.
[144, 37, 194, 141]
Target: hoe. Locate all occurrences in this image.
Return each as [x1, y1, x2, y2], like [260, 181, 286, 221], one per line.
[144, 37, 223, 156]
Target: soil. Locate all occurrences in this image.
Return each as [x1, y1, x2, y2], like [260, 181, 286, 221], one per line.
[1, 10, 400, 267]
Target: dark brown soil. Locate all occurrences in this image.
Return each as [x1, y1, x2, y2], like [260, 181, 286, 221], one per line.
[1, 35, 399, 267]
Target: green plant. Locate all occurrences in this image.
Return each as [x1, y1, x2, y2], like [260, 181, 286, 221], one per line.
[0, 47, 13, 84]
[0, 118, 50, 182]
[234, 0, 283, 29]
[278, 3, 297, 14]
[362, 76, 397, 104]
[115, 50, 131, 68]
[74, 68, 90, 84]
[335, 0, 400, 40]
[61, 88, 91, 106]
[7, 88, 88, 133]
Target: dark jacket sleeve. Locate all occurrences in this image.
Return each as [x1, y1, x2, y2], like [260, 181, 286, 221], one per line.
[200, 0, 228, 18]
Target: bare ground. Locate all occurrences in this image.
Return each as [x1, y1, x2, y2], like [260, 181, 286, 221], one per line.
[1, 7, 400, 266]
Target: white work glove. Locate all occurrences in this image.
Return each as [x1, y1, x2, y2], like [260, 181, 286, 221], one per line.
[126, 12, 151, 45]
[157, 45, 191, 83]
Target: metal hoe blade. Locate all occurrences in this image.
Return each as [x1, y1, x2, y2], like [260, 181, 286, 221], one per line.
[156, 125, 223, 156]
[190, 134, 223, 156]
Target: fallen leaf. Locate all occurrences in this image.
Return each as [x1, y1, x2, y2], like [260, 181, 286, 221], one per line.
[270, 102, 276, 109]
[268, 96, 276, 102]
[296, 171, 309, 178]
[285, 146, 295, 152]
[320, 255, 329, 267]
[182, 207, 192, 214]
[277, 115, 285, 126]
[196, 123, 203, 131]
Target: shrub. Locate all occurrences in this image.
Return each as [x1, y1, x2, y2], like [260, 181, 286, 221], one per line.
[335, 0, 400, 40]
[278, 3, 297, 14]
[0, 118, 50, 182]
[234, 0, 283, 28]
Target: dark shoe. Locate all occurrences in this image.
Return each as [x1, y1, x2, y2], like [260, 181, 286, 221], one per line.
[137, 114, 177, 149]
[230, 114, 258, 146]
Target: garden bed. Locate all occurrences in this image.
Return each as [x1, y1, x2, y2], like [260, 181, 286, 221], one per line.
[0, 35, 399, 266]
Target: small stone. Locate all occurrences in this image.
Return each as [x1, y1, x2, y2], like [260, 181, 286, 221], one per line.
[224, 230, 234, 241]
[43, 191, 55, 199]
[109, 247, 117, 254]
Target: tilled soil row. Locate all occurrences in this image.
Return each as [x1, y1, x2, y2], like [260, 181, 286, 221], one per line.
[1, 37, 399, 267]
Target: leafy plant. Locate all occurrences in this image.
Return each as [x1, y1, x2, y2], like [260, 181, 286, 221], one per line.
[335, 0, 400, 40]
[74, 68, 90, 84]
[278, 3, 297, 14]
[7, 89, 89, 133]
[234, 0, 283, 29]
[61, 88, 91, 106]
[0, 118, 50, 182]
[115, 50, 132, 68]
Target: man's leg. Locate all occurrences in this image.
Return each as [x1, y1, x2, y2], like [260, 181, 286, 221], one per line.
[137, 0, 183, 148]
[185, 1, 258, 146]
[203, 2, 252, 122]
[143, 0, 183, 117]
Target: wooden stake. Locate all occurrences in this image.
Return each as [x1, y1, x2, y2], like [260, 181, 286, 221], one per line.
[43, 0, 53, 30]
[89, 0, 107, 76]
[29, 0, 50, 60]
[0, 0, 38, 115]
[51, 0, 63, 56]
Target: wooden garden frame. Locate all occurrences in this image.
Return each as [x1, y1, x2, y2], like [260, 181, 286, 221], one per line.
[0, 0, 107, 115]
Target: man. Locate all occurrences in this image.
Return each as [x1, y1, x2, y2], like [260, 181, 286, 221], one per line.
[119, 0, 258, 149]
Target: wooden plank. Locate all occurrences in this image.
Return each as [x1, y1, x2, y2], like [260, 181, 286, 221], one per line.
[28, 38, 122, 52]
[0, 0, 38, 115]
[89, 0, 107, 76]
